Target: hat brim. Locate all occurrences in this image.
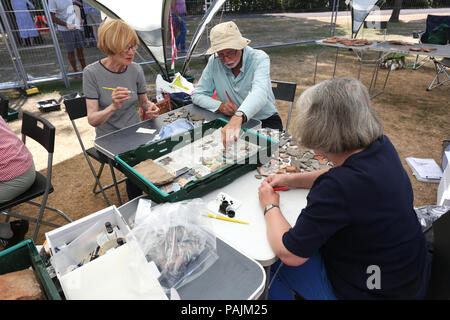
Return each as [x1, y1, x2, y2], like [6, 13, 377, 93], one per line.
[206, 38, 251, 55]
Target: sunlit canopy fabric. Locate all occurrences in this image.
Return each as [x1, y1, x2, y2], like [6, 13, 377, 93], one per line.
[351, 0, 383, 38]
[85, 0, 171, 77]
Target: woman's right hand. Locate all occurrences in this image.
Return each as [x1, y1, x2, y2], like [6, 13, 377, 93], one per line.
[264, 174, 290, 189]
[111, 87, 130, 110]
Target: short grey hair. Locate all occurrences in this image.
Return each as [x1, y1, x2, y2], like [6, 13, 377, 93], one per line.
[291, 78, 383, 154]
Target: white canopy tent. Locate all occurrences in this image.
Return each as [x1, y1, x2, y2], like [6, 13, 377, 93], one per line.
[350, 0, 384, 38]
[86, 0, 171, 77]
[85, 0, 228, 78]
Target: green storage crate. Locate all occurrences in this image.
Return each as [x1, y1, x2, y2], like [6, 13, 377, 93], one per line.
[7, 107, 19, 122]
[0, 239, 62, 300]
[116, 118, 277, 203]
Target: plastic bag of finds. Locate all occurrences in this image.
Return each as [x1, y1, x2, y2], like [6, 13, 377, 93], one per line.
[131, 198, 218, 292]
[415, 205, 450, 231]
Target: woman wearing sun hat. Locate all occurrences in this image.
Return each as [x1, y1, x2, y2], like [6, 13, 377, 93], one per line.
[192, 21, 281, 147]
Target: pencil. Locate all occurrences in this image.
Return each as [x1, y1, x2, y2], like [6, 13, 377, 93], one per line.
[273, 186, 289, 191]
[225, 90, 233, 104]
[206, 212, 249, 225]
[102, 87, 136, 94]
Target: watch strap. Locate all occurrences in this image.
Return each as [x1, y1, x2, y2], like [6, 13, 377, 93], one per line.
[264, 204, 280, 215]
[234, 110, 247, 123]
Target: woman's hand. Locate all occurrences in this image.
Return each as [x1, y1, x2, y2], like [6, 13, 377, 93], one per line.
[145, 101, 160, 119]
[111, 87, 130, 110]
[258, 180, 280, 210]
[264, 174, 289, 189]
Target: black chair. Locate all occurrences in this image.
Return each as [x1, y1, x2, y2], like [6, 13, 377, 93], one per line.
[425, 209, 450, 299]
[412, 15, 450, 91]
[271, 80, 297, 133]
[64, 96, 126, 206]
[0, 111, 72, 241]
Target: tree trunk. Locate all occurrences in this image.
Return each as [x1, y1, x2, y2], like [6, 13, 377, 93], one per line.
[389, 0, 403, 23]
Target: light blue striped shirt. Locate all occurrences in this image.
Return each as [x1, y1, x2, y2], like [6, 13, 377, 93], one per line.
[192, 46, 277, 121]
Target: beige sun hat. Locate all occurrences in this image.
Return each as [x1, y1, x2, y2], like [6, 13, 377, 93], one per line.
[206, 21, 251, 55]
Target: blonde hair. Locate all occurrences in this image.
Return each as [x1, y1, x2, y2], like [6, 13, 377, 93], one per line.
[291, 78, 383, 154]
[97, 19, 138, 55]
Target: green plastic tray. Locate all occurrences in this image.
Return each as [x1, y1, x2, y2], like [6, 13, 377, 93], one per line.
[0, 239, 61, 300]
[7, 108, 19, 122]
[116, 118, 277, 203]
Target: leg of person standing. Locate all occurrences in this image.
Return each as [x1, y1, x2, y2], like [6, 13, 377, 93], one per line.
[173, 13, 187, 52]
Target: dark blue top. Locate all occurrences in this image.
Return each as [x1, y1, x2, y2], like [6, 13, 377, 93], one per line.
[283, 135, 430, 299]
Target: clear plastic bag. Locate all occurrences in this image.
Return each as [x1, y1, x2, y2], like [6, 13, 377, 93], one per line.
[415, 205, 450, 231]
[131, 198, 218, 292]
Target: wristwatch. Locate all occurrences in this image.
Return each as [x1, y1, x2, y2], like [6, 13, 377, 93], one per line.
[264, 204, 280, 216]
[234, 110, 247, 123]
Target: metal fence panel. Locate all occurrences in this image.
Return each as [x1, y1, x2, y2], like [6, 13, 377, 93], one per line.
[0, 0, 449, 90]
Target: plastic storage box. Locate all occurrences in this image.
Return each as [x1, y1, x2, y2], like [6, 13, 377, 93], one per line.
[0, 239, 62, 300]
[45, 205, 167, 300]
[37, 99, 61, 112]
[115, 118, 277, 203]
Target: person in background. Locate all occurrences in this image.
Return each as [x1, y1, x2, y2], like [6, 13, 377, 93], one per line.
[48, 0, 86, 74]
[11, 0, 39, 46]
[83, 18, 159, 201]
[192, 21, 281, 147]
[171, 0, 187, 54]
[258, 78, 431, 300]
[0, 116, 31, 249]
[82, 0, 102, 42]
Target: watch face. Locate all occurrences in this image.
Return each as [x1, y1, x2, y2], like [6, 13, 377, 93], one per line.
[235, 111, 243, 117]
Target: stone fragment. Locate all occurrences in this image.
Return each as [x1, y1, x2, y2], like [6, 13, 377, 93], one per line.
[286, 166, 298, 173]
[0, 269, 44, 300]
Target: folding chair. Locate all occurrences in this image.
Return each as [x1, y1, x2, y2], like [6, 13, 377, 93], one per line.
[0, 111, 72, 241]
[427, 57, 450, 91]
[271, 80, 297, 133]
[64, 96, 126, 206]
[412, 15, 450, 70]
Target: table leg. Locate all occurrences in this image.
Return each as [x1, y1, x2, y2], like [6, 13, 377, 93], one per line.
[313, 47, 324, 85]
[108, 158, 123, 205]
[261, 261, 284, 300]
[332, 47, 339, 79]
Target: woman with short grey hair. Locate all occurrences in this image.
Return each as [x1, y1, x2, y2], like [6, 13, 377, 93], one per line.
[292, 78, 383, 154]
[258, 78, 430, 300]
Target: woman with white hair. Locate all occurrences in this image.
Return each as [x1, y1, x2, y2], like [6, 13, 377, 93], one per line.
[258, 78, 431, 299]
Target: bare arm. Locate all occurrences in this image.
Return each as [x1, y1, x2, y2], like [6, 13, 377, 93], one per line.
[266, 168, 330, 190]
[86, 87, 130, 127]
[50, 12, 68, 28]
[258, 180, 309, 266]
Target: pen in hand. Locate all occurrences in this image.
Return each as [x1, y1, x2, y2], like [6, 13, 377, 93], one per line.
[225, 90, 233, 104]
[102, 87, 136, 94]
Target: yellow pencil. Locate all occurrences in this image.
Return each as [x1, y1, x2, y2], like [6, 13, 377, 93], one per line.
[102, 86, 136, 93]
[206, 213, 249, 225]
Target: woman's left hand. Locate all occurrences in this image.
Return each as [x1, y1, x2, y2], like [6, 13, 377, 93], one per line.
[258, 180, 280, 210]
[145, 101, 160, 119]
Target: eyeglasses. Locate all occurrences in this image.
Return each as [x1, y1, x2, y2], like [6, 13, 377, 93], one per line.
[217, 50, 238, 60]
[124, 44, 138, 52]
